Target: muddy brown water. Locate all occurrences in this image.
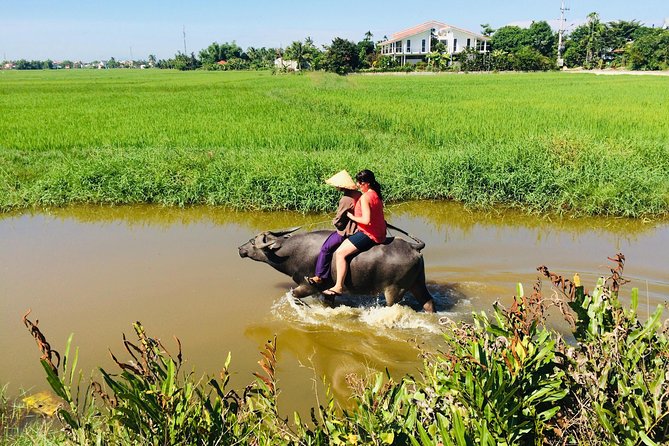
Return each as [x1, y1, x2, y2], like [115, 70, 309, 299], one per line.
[1, 201, 668, 417]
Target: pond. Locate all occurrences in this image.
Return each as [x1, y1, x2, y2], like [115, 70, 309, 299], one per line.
[1, 201, 667, 416]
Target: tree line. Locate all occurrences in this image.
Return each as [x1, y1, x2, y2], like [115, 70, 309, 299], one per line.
[153, 34, 375, 75]
[3, 13, 668, 73]
[476, 13, 669, 71]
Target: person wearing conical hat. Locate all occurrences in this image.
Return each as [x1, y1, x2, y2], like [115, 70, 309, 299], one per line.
[305, 170, 362, 287]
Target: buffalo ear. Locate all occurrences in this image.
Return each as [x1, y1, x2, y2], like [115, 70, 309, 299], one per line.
[256, 236, 283, 251]
[255, 233, 277, 249]
[267, 239, 283, 250]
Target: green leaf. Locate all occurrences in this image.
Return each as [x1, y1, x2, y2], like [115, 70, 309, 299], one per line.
[380, 432, 394, 444]
[537, 405, 560, 422]
[408, 434, 422, 446]
[373, 373, 384, 394]
[40, 360, 67, 401]
[630, 287, 638, 314]
[451, 410, 467, 445]
[436, 412, 451, 444]
[417, 422, 432, 445]
[69, 346, 79, 386]
[63, 333, 73, 375]
[58, 407, 80, 430]
[163, 357, 175, 396]
[639, 431, 659, 446]
[594, 404, 616, 437]
[629, 305, 664, 346]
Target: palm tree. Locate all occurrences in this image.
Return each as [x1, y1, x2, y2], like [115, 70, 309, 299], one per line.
[285, 41, 306, 70]
[285, 38, 318, 70]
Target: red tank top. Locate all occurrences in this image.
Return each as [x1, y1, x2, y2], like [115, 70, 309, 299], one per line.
[354, 189, 386, 243]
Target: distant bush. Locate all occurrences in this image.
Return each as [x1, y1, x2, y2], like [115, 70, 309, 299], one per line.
[373, 55, 400, 70]
[415, 61, 428, 71]
[511, 46, 556, 71]
[627, 29, 669, 71]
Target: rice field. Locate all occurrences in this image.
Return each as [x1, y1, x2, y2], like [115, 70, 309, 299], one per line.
[0, 69, 668, 217]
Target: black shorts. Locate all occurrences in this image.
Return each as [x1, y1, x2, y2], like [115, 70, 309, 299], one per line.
[348, 231, 377, 252]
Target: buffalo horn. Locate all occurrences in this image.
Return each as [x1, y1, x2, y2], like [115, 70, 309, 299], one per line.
[268, 226, 301, 237]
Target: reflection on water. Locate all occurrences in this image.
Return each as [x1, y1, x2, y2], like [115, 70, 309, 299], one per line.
[1, 201, 667, 416]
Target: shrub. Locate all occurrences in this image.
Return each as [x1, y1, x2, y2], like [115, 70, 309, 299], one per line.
[374, 55, 399, 70]
[511, 46, 555, 71]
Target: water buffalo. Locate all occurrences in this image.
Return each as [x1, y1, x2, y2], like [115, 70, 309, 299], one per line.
[238, 227, 435, 312]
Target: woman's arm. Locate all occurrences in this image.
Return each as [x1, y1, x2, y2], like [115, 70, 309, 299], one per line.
[347, 194, 371, 225]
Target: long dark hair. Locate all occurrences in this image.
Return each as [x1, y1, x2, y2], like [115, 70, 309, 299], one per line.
[355, 169, 383, 201]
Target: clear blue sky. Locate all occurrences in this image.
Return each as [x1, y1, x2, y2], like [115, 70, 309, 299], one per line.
[1, 0, 666, 61]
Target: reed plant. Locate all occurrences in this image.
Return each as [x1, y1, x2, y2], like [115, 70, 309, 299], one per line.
[1, 70, 668, 217]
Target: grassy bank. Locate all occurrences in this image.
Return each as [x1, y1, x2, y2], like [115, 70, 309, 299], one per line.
[12, 256, 669, 444]
[1, 70, 668, 217]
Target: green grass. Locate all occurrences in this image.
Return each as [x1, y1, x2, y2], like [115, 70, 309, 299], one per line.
[1, 69, 668, 216]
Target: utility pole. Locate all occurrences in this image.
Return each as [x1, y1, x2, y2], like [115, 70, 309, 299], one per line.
[557, 0, 569, 68]
[182, 25, 187, 54]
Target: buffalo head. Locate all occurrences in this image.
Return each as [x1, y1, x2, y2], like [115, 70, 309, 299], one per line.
[238, 226, 301, 261]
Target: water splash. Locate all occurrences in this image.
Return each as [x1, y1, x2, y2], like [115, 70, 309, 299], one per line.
[271, 291, 461, 336]
[359, 305, 443, 334]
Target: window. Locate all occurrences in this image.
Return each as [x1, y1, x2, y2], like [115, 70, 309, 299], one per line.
[406, 40, 411, 53]
[467, 38, 471, 48]
[421, 39, 426, 52]
[453, 38, 457, 52]
[395, 41, 401, 52]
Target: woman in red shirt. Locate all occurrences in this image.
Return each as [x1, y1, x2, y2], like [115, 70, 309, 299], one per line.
[323, 169, 386, 297]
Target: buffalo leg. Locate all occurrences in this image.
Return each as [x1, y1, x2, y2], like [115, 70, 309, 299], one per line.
[292, 284, 318, 299]
[410, 283, 435, 313]
[383, 285, 406, 307]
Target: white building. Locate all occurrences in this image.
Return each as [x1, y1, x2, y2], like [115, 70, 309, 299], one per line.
[274, 57, 300, 71]
[378, 20, 490, 65]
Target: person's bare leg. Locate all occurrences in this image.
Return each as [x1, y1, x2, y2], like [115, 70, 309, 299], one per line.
[325, 239, 358, 295]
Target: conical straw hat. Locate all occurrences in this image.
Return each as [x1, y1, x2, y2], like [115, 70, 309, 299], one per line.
[325, 170, 357, 190]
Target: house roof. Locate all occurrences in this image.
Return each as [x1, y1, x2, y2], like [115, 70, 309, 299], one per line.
[379, 20, 489, 45]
